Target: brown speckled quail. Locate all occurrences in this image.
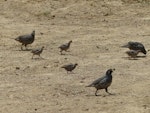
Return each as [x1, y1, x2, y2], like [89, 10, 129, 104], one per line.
[31, 46, 44, 59]
[126, 50, 141, 58]
[61, 63, 78, 73]
[59, 40, 72, 54]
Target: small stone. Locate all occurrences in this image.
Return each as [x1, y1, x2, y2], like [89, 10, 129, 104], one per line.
[40, 32, 44, 35]
[43, 66, 48, 68]
[16, 67, 20, 70]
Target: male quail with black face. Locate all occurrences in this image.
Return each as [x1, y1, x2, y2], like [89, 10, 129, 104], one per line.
[86, 69, 115, 96]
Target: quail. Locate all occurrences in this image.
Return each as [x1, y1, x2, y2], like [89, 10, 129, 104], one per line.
[59, 40, 72, 54]
[31, 46, 44, 59]
[121, 41, 147, 55]
[15, 30, 35, 50]
[126, 50, 141, 58]
[61, 63, 78, 73]
[86, 69, 115, 96]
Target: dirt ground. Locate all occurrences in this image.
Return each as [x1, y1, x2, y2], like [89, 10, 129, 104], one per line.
[0, 0, 150, 113]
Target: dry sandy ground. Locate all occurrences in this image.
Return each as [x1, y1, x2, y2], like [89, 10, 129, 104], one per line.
[0, 0, 150, 113]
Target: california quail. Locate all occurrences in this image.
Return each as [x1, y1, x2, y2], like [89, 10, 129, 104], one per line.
[59, 40, 72, 54]
[126, 50, 141, 58]
[15, 30, 35, 50]
[121, 41, 147, 54]
[86, 69, 115, 96]
[31, 46, 44, 59]
[61, 63, 78, 73]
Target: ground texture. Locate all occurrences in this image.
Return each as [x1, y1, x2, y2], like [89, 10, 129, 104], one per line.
[0, 0, 150, 113]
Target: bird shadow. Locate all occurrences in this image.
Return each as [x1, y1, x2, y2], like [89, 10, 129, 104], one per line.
[122, 57, 140, 60]
[66, 50, 71, 52]
[86, 93, 116, 97]
[60, 51, 72, 55]
[65, 72, 76, 74]
[128, 58, 139, 60]
[14, 49, 32, 51]
[60, 53, 66, 55]
[31, 57, 45, 60]
[85, 94, 101, 97]
[104, 93, 116, 97]
[136, 56, 146, 58]
[60, 53, 71, 55]
[69, 72, 76, 74]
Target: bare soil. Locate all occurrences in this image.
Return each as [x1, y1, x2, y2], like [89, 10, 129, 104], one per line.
[0, 0, 150, 113]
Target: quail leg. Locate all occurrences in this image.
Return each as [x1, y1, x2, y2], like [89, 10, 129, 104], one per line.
[95, 89, 98, 96]
[21, 44, 24, 50]
[105, 88, 112, 95]
[25, 44, 28, 50]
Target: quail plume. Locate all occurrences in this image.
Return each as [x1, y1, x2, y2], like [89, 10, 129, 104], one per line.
[86, 69, 115, 96]
[15, 30, 35, 50]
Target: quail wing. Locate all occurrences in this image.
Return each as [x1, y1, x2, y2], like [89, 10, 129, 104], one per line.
[59, 43, 67, 48]
[88, 76, 106, 87]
